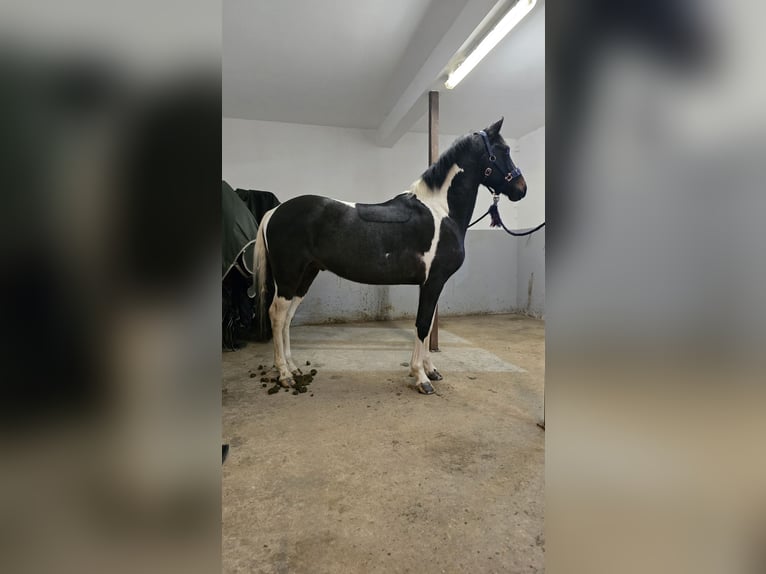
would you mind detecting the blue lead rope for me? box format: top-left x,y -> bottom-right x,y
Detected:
467,194 -> 546,237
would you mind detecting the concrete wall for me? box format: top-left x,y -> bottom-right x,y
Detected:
514,126 -> 545,316
222,118 -> 537,324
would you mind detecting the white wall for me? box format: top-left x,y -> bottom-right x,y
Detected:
224,118 -> 457,206
514,126 -> 545,315
222,118 -> 535,324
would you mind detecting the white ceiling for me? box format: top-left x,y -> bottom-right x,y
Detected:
223,0 -> 544,144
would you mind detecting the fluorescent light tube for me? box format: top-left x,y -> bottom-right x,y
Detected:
445,0 -> 537,89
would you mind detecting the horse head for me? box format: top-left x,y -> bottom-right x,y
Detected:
477,118 -> 527,202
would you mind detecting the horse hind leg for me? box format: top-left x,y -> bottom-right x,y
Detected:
283,296 -> 303,375
269,295 -> 295,386
282,263 -> 321,378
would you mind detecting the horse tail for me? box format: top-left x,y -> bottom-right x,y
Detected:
253,207 -> 277,334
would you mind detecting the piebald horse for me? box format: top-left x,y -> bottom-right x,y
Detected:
253,118 -> 527,394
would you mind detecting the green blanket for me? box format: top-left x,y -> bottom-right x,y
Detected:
222,181 -> 258,278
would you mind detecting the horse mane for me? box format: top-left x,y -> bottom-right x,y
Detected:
420,134 -> 475,191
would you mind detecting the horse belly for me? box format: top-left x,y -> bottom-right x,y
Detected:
319,240 -> 425,285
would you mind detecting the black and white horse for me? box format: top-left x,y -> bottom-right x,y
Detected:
253,118 -> 527,394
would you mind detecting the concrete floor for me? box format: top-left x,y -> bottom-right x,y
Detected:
222,314 -> 544,573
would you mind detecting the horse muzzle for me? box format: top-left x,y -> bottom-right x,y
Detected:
504,175 -> 527,202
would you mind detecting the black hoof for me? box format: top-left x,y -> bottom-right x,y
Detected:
417,381 -> 435,395
426,369 -> 443,381
222,444 -> 229,464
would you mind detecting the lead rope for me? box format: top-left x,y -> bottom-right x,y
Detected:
467,193 -> 546,237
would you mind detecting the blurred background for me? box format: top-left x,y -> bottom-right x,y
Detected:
0,0 -> 765,572
546,1 -> 766,573
0,1 -> 221,573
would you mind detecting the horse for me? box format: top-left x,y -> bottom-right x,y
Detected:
252,118 -> 527,394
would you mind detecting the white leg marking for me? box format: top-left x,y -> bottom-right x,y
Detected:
283,296 -> 303,374
409,336 -> 430,386
269,296 -> 293,385
410,304 -> 440,389
410,164 -> 464,281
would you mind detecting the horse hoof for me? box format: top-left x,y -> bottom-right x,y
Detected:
426,369 -> 442,381
417,381 -> 435,395
280,378 -> 294,388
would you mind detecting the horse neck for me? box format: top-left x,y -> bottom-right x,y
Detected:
418,140 -> 484,235
447,170 -> 482,235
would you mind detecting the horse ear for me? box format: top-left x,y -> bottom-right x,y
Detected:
486,117 -> 504,136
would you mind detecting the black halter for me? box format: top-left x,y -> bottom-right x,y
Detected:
477,130 -> 522,184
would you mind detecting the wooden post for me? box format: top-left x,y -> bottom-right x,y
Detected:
428,91 -> 440,352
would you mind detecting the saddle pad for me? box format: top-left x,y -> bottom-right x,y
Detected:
356,196 -> 413,223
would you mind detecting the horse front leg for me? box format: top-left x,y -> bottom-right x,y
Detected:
410,281 -> 445,395
422,308 -> 442,382
269,295 -> 294,387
